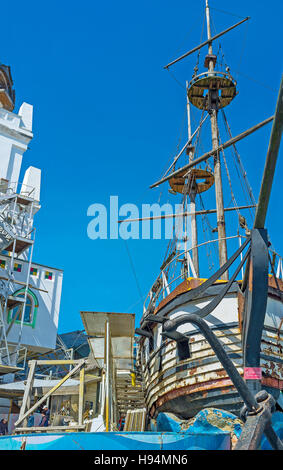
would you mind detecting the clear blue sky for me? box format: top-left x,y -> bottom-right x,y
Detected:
2,0 -> 282,333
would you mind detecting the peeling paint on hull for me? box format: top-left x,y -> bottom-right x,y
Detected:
139,285 -> 283,419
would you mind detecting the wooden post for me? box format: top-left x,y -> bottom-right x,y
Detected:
7,399 -> 13,430
34,359 -> 84,365
105,318 -> 110,432
15,360 -> 86,428
205,0 -> 213,58
18,360 -> 36,427
78,365 -> 85,426
206,0 -> 228,279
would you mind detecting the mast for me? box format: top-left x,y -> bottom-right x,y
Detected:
150,0 -> 266,280
150,116 -> 274,188
186,82 -> 199,277
205,0 -> 228,279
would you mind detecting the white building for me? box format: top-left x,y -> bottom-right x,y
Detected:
0,255 -> 63,353
0,63 -> 63,369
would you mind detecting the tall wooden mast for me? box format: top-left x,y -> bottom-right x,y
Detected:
186,83 -> 199,277
205,0 -> 228,279
150,1 -> 259,279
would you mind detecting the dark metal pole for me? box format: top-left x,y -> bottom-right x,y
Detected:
242,229 -> 268,396
253,74 -> 283,229
242,75 -> 283,291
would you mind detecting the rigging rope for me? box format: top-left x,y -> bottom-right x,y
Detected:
198,192 -> 218,271
209,6 -> 248,20
217,129 -> 240,216
124,240 -> 143,301
200,214 -> 215,272
159,104 -> 188,180
221,110 -> 256,223
193,11 -> 206,78
192,108 -> 205,160
237,19 -> 249,74
166,68 -> 187,91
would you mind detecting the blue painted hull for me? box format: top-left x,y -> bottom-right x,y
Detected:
0,431 -> 230,450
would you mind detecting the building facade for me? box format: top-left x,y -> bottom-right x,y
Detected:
0,62 -> 63,370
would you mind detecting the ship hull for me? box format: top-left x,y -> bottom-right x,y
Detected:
139,278 -> 283,419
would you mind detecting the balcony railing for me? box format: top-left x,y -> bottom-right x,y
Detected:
143,234 -> 283,316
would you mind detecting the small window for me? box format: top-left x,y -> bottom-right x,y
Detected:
177,340 -> 191,361
7,288 -> 38,328
30,267 -> 38,277
0,259 -> 6,269
14,263 -> 22,273
45,271 -> 53,280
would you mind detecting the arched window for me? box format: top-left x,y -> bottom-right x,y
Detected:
7,288 -> 38,328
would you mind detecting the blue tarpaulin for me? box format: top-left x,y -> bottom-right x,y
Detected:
0,431 -> 230,450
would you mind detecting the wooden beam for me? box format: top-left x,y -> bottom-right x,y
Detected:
14,425 -> 86,434
0,275 -> 48,293
242,75 -> 283,291
17,360 -> 36,428
0,390 -> 24,398
162,114 -> 209,178
105,319 -> 110,432
7,399 -> 13,428
15,360 -> 86,427
253,75 -> 283,228
150,116 -> 274,189
118,204 -> 256,224
78,366 -> 85,426
30,359 -> 85,366
164,16 -> 250,69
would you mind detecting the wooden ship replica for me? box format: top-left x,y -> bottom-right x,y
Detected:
135,1 -> 283,421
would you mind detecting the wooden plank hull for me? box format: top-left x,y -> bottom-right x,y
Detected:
138,281 -> 283,419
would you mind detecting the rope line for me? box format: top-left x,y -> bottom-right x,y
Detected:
124,240 -> 143,301
210,6 -> 248,20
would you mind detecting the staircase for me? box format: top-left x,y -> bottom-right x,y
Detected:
115,369 -> 146,418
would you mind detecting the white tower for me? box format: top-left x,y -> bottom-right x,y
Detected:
0,64 -> 41,199
0,63 -> 62,374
